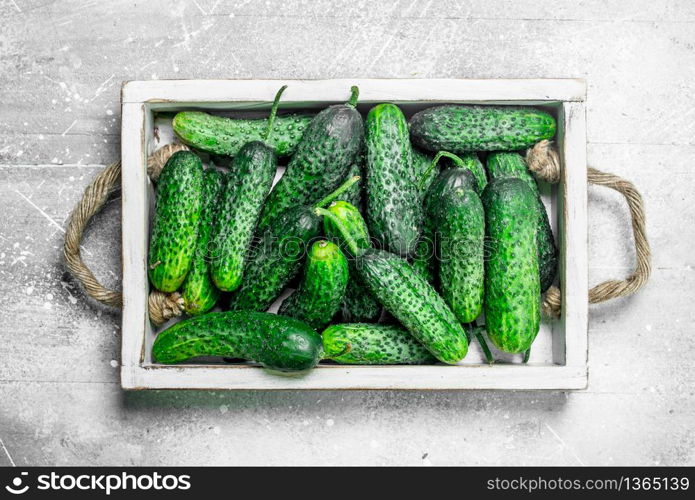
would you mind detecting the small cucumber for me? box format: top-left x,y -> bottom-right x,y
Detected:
148,151 -> 204,292
365,103 -> 422,257
279,240 -> 349,329
257,86 -> 364,231
409,105 -> 556,153
209,86 -> 287,292
435,186 -> 485,324
322,323 -> 435,365
482,177 -> 541,353
319,205 -> 469,364
181,168 -> 225,314
172,111 -> 312,157
486,152 -> 558,292
323,200 -> 381,322
229,176 -> 360,312
152,311 -> 322,372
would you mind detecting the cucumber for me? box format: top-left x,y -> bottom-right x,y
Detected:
486,152 -> 558,292
319,205 -> 468,364
257,86 -> 364,232
409,105 -> 556,153
229,176 -> 360,312
322,323 -> 435,365
411,153 -> 479,284
209,86 -> 286,292
148,151 -> 204,292
181,168 -> 225,314
482,177 -> 541,353
152,311 -> 322,372
323,201 -> 381,322
278,240 -> 349,329
436,186 -> 485,324
172,111 -> 312,157
365,103 -> 421,257
412,149 -> 437,201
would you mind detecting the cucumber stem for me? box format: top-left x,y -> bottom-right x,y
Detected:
263,85 -> 288,141
314,207 -> 362,257
418,150 -> 465,189
346,86 -> 359,107
314,175 -> 360,209
522,347 -> 531,363
473,328 -> 494,365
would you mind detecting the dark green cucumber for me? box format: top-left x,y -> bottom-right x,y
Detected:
172,111 -> 312,157
181,168 -> 225,314
365,103 -> 421,257
486,152 -> 558,291
435,186 -> 485,324
319,204 -> 468,363
210,86 -> 286,292
341,154 -> 364,208
411,154 -> 479,284
148,151 -> 204,292
229,176 -> 360,312
323,201 -> 381,322
482,177 -> 541,353
279,240 -> 349,329
322,323 -> 435,365
409,105 -> 556,153
257,86 -> 363,231
152,311 -> 322,372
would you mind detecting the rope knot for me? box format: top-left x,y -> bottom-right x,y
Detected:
526,139 -> 561,184
148,290 -> 184,326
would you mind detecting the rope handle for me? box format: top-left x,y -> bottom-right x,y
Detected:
63,143 -> 189,325
526,140 -> 652,317
63,140 -> 651,323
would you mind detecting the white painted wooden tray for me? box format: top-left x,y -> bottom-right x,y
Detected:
120,79 -> 587,390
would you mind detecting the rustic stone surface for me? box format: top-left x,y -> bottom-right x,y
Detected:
0,0 -> 693,466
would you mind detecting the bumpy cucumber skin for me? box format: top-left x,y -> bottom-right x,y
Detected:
322,323 -> 435,365
356,249 -> 469,364
257,103 -> 363,231
409,105 -> 556,153
148,151 -> 204,292
482,177 -> 541,353
210,141 -> 276,291
152,311 -> 322,372
341,156 -> 364,208
435,188 -> 485,324
172,111 -> 312,157
486,152 -> 558,292
279,240 -> 349,329
365,103 -> 422,257
323,201 -> 382,322
181,169 -> 225,314
411,168 -> 477,285
229,206 -> 321,312
453,152 -> 487,194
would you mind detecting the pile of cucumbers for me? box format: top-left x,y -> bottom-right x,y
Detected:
149,85 -> 558,374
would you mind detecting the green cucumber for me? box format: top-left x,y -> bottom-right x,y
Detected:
148,151 -> 204,292
257,86 -> 363,232
411,153 -> 480,284
152,311 -> 322,372
482,177 -> 541,353
181,168 -> 225,314
319,205 -> 469,364
323,201 -> 382,322
278,240 -> 349,329
486,152 -> 558,292
409,105 -> 556,153
209,86 -> 286,292
322,323 -> 435,365
435,186 -> 485,324
172,111 -> 312,157
365,103 -> 421,257
412,149 -> 437,201
229,176 -> 360,312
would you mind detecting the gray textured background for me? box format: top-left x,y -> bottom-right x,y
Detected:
1,0 -> 693,466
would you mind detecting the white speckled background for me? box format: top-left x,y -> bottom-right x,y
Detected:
0,0 -> 693,466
